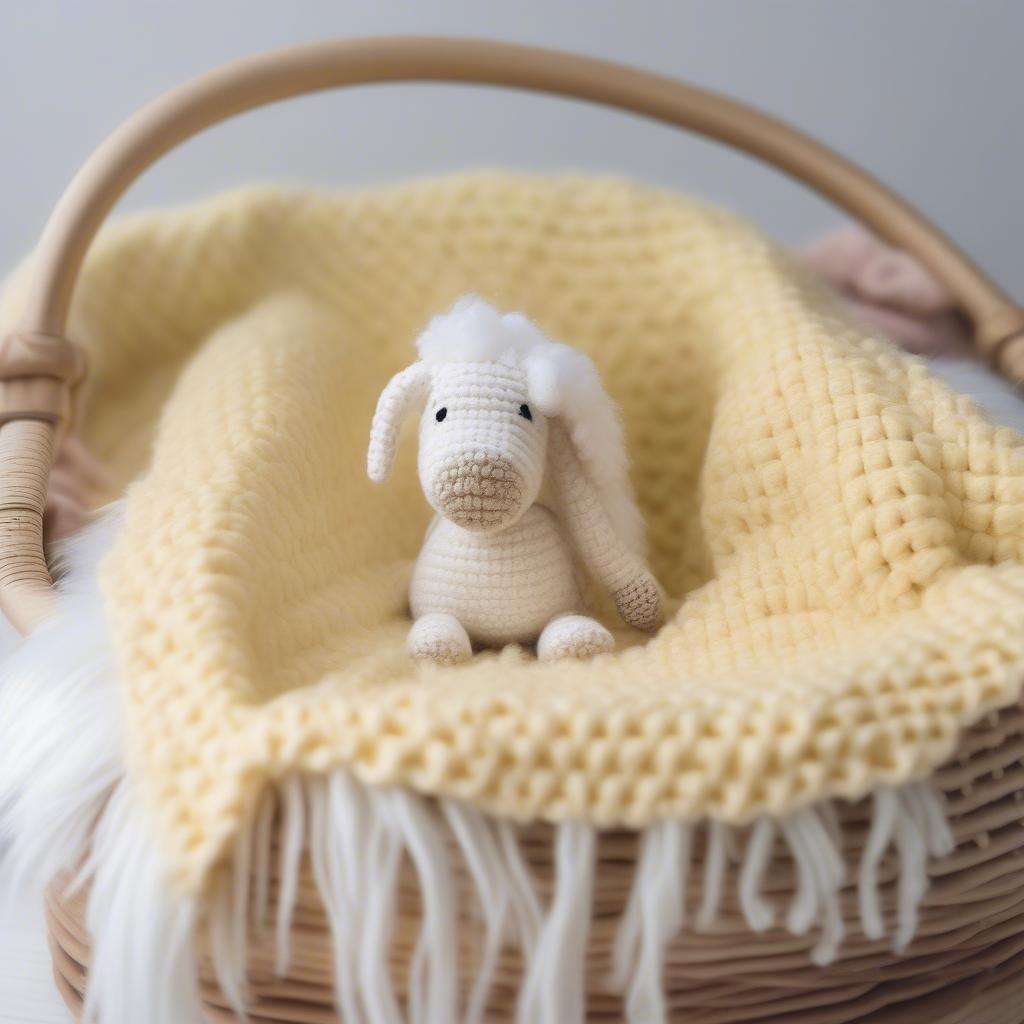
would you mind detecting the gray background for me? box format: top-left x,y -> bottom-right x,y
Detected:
0,1 -> 1020,294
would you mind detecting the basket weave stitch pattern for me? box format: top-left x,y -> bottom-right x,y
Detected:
4,173 -> 1023,904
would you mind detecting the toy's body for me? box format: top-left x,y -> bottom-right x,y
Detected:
368,296 -> 663,664
411,504 -> 582,647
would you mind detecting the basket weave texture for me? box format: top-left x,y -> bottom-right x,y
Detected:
47,698 -> 1024,1024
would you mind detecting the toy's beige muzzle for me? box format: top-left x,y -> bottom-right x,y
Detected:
432,451 -> 525,531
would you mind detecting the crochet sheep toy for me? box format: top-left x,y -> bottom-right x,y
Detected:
367,297 -> 663,664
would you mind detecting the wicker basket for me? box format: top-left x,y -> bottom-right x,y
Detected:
45,698 -> 1024,1023
3,36 -> 1023,1024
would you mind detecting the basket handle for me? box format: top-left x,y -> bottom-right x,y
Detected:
2,35 -> 1021,633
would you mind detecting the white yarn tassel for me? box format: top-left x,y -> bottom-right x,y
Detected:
858,788 -> 898,940
856,782 -> 952,950
518,823 -> 596,1024
613,821 -> 691,1023
207,821 -> 254,1021
738,817 -> 777,932
251,787 -> 275,935
384,790 -> 458,1024
496,820 -> 544,954
441,802 -> 512,1024
358,790 -> 405,1024
892,783 -> 951,950
274,775 -> 306,976
907,781 -> 955,857
695,820 -> 729,930
307,774 -> 369,1024
780,807 -> 846,965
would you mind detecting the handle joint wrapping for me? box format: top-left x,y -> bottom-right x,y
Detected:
0,331 -> 84,430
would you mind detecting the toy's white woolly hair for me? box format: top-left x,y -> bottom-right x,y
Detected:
417,296 -> 646,556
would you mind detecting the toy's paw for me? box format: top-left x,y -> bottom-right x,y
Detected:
408,613 -> 472,666
537,614 -> 614,662
613,571 -> 663,633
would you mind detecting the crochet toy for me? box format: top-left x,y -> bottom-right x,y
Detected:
368,296 -> 663,664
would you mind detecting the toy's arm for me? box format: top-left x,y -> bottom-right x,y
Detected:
547,422 -> 663,633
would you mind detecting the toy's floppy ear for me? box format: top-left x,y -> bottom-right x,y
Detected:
367,362 -> 432,483
525,343 -> 645,557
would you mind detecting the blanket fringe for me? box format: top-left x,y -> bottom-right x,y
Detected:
199,772 -> 952,1024
0,511 -> 957,1024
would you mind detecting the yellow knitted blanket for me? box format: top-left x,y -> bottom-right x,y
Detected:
12,174 -> 1024,896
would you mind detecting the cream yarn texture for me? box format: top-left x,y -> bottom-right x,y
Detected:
5,173 -> 1024,897
369,297 -> 661,659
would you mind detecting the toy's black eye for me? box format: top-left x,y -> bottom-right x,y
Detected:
435,407 -> 447,422
519,403 -> 533,421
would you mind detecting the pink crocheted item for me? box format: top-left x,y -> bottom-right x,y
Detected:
801,227 -> 972,359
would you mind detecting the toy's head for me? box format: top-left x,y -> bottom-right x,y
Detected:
412,357 -> 548,531
367,296 -> 643,546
